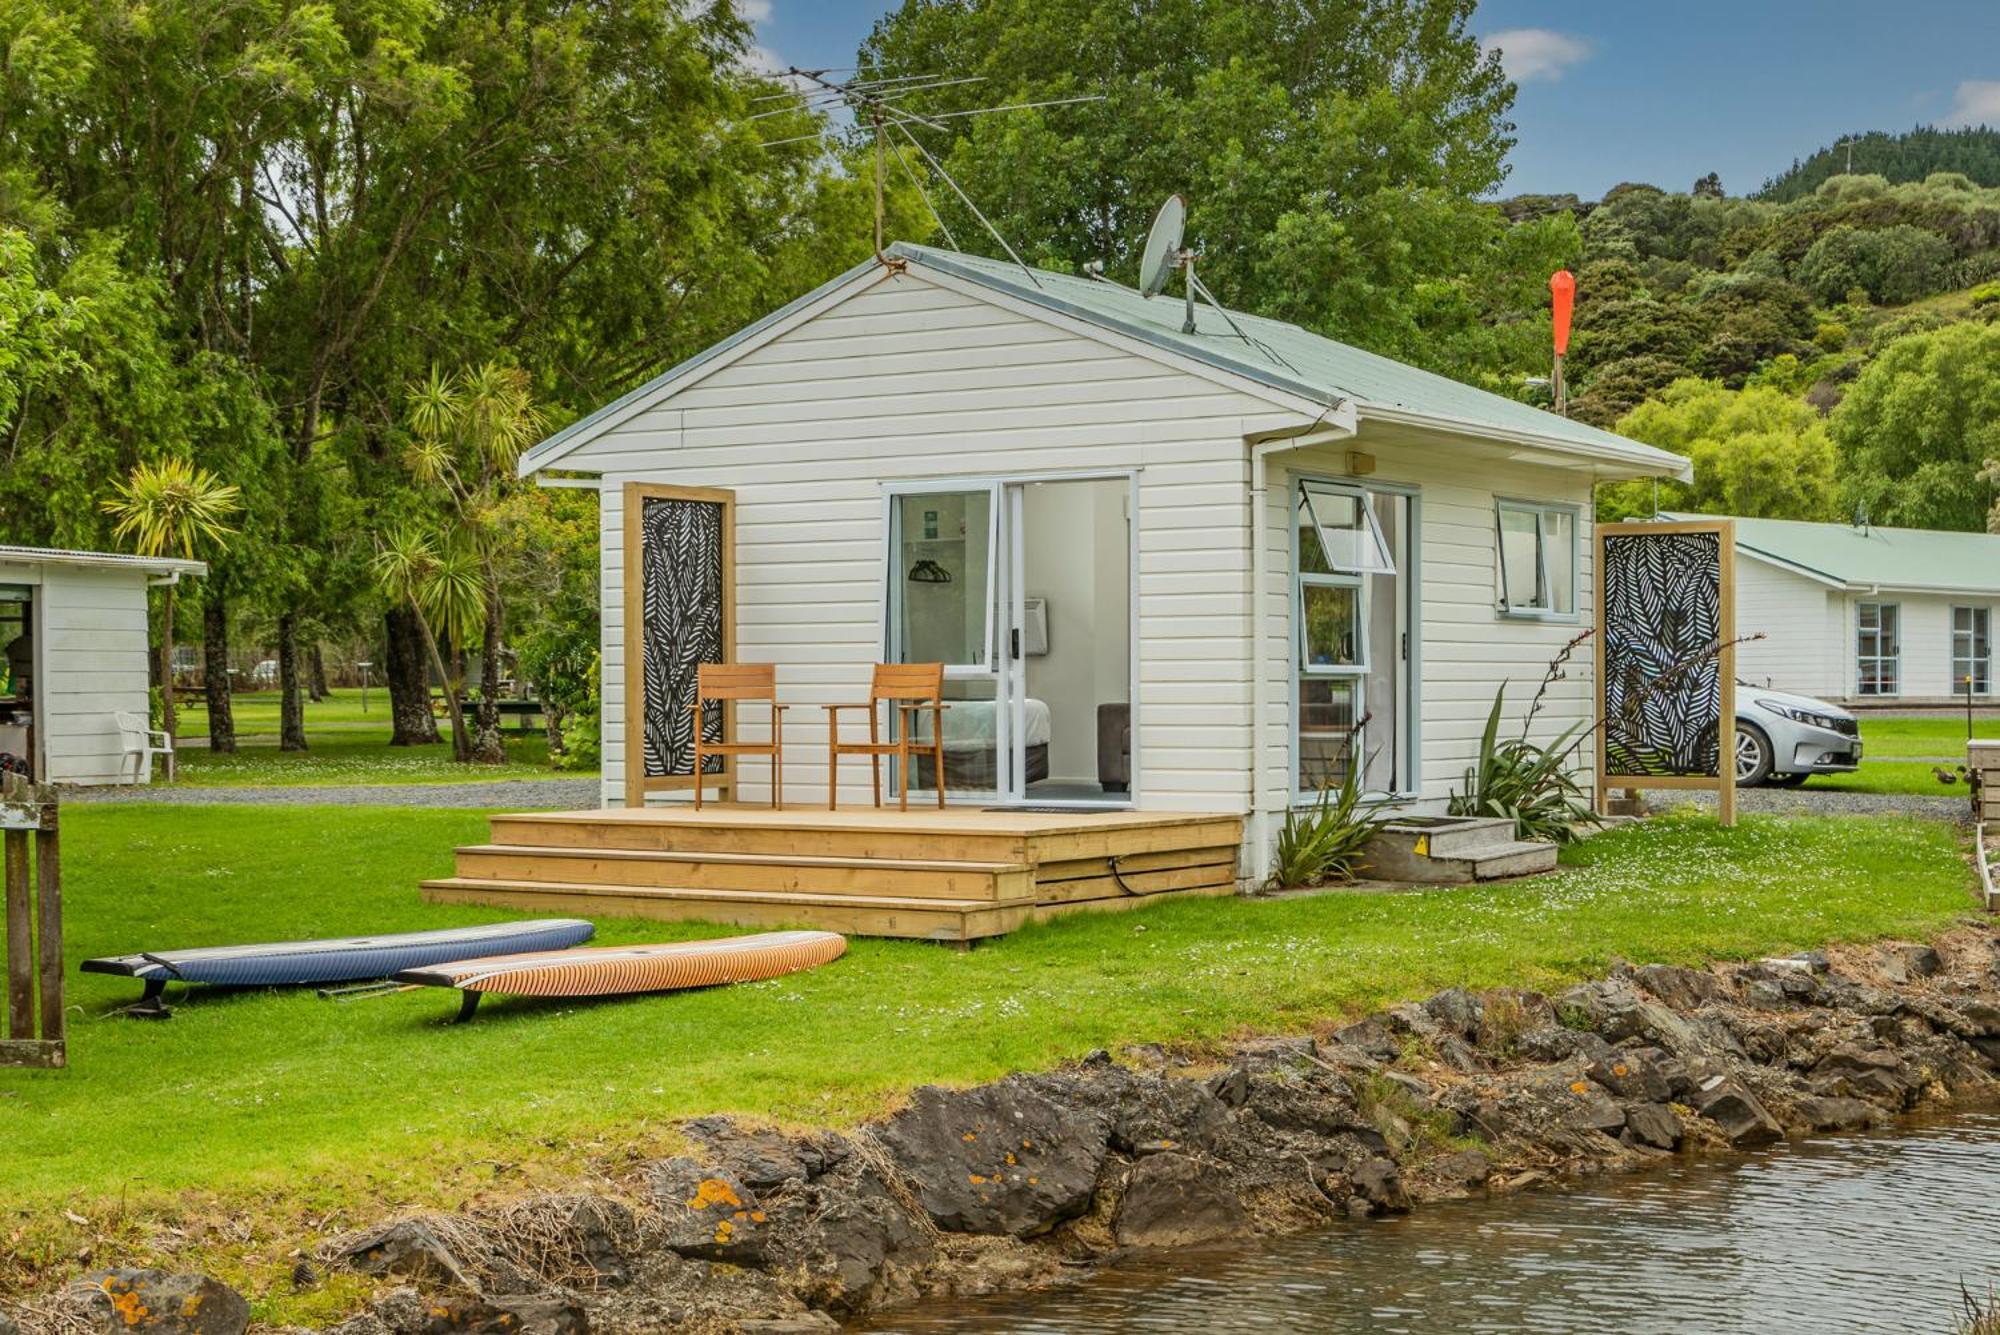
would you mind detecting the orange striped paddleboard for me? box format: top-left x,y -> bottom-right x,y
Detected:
394,930 -> 847,1022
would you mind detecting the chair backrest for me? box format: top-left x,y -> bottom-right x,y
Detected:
696,662 -> 777,701
112,711 -> 147,747
871,662 -> 944,702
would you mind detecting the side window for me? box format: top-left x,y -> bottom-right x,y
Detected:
1952,606 -> 1990,696
1495,500 -> 1577,618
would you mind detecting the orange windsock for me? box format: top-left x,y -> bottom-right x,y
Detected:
1550,270 -> 1576,357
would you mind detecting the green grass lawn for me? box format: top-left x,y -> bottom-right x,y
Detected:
170,688 -> 564,786
0,802 -> 1975,1309
175,735 -> 556,787
1851,713 -> 1996,759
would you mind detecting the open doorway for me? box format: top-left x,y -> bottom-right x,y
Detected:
1013,477 -> 1133,805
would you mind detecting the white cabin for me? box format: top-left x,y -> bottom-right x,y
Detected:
0,546 -> 206,785
1673,514 -> 2000,707
521,244 -> 1687,880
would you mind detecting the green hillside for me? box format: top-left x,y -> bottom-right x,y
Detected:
1760,127 -> 2000,202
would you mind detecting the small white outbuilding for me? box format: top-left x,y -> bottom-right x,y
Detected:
0,546 -> 207,785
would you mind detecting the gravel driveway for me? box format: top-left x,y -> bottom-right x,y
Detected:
1658,787 -> 1972,822
61,778 -> 600,809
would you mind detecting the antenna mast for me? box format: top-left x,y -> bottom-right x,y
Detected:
757,67 -> 1101,287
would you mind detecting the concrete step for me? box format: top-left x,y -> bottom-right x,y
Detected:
1359,824 -> 1558,885
1372,817 -> 1518,859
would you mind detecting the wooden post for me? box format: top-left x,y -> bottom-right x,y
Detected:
0,778 -> 63,1068
1716,524 -> 1738,828
35,800 -> 60,1043
5,828 -> 29,1040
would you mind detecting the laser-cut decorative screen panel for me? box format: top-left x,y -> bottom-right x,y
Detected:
636,489 -> 732,783
1595,519 -> 1735,823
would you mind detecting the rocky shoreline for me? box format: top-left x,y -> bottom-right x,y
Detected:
21,925 -> 2000,1335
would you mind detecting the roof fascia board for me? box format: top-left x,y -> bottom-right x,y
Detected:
1359,403 -> 1693,481
518,258 -> 894,477
1731,544 -> 1846,588
898,252 -> 1345,424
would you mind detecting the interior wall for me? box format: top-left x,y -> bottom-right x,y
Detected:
1022,479 -> 1130,783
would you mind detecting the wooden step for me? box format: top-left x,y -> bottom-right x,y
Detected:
452,844 -> 1033,902
420,877 -> 1034,942
1032,843 -> 1240,903
488,814 -> 1033,864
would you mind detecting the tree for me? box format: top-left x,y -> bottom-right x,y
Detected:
1834,322 -> 2000,531
856,0 -> 1548,380
371,528 -> 486,763
99,459 -> 242,738
1794,224 -> 1954,305
401,363 -> 546,763
1596,379 -> 1841,522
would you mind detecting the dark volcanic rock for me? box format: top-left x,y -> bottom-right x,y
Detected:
683,1118 -> 846,1190
651,1160 -> 784,1264
1111,1074 -> 1230,1154
1621,1103 -> 1683,1150
417,1295 -> 585,1335
1632,964 -> 1726,1011
1431,1149 -> 1492,1189
875,1075 -> 1113,1237
70,1271 -> 250,1335
1422,987 -> 1485,1040
1692,1077 -> 1782,1145
1114,1152 -> 1249,1249
335,1221 -> 479,1289
1588,1048 -> 1675,1103
1809,1045 -> 1919,1108
1793,1095 -> 1884,1132
1349,1156 -> 1411,1213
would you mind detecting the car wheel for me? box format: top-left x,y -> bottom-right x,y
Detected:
1770,772 -> 1810,787
1734,723 -> 1774,788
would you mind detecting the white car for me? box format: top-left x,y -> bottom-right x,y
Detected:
1735,686 -> 1862,787
250,659 -> 278,687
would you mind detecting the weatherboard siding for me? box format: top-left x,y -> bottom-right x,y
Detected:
1734,557 -> 1838,698
570,269 -> 1276,811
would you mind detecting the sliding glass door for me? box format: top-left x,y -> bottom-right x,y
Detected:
884,475 -> 1137,808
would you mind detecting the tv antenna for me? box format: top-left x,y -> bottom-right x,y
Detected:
755,67 -> 1103,289
1137,194 -> 1300,374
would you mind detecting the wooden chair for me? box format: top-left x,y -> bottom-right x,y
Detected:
823,663 -> 947,811
689,664 -> 787,810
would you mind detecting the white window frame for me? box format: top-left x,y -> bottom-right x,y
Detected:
1494,497 -> 1580,621
1952,605 -> 1991,697
1289,476 -> 1420,804
1857,600 -> 1900,697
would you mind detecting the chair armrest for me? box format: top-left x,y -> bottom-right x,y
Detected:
149,729 -> 173,748
820,702 -> 870,714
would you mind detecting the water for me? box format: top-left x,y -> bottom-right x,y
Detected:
860,1115 -> 2000,1334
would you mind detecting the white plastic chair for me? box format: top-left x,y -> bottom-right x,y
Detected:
114,711 -> 174,783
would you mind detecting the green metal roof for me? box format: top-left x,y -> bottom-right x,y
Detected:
521,242 -> 1689,478
892,243 -> 1688,476
1666,512 -> 2000,593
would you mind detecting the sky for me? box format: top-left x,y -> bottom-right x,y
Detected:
743,0 -> 2000,199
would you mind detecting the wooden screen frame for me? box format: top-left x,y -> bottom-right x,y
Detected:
1594,518 -> 1736,826
623,483 -> 736,808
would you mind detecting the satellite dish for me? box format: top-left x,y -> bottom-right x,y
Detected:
1139,194 -> 1186,298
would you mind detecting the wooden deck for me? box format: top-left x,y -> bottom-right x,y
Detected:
422,805 -> 1245,942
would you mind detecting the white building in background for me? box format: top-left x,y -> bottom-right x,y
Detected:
0,546 -> 205,784
1670,514 -> 2000,706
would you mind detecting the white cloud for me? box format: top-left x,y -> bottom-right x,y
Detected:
1943,80 -> 2000,128
736,0 -> 772,21
1483,28 -> 1595,84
